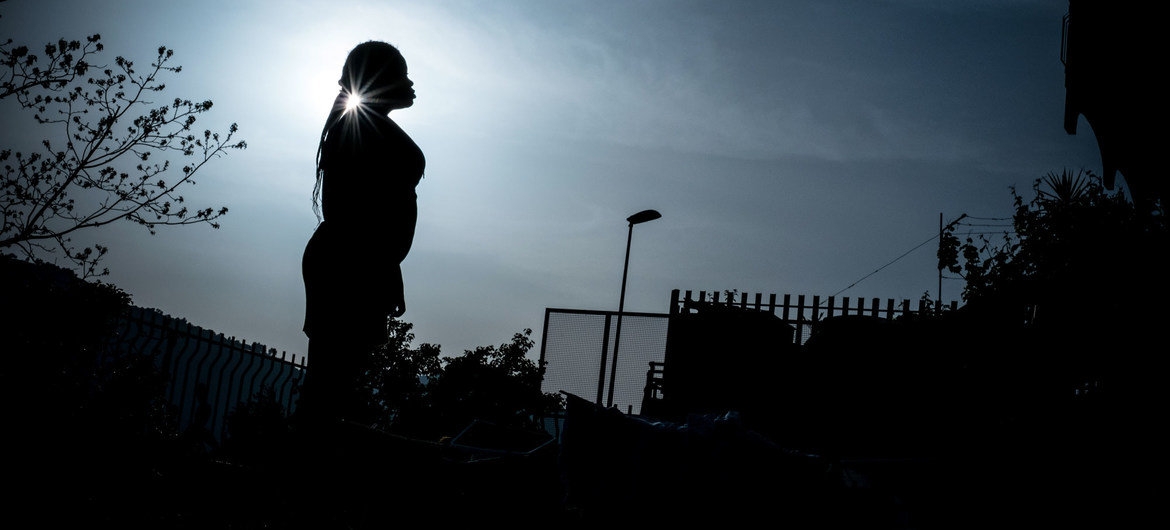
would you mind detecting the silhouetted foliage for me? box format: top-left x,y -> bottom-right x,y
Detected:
364,320 -> 442,428
5,253 -> 131,418
426,328 -> 563,436
349,320 -> 561,439
342,318 -> 440,431
3,253 -> 180,432
934,168 -> 1166,438
933,169 -> 1167,527
220,385 -> 293,469
939,169 -> 1165,319
1,27 -> 102,103
87,348 -> 179,436
1,21 -> 245,277
219,321 -> 566,526
4,254 -> 192,524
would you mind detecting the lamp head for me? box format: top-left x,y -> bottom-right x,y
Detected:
627,209 -> 662,225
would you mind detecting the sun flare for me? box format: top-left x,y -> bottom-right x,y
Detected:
344,93 -> 363,113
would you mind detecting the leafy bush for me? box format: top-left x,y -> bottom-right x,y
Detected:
357,321 -> 562,439
940,170 -> 1165,322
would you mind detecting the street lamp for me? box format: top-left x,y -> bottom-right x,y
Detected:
605,209 -> 661,408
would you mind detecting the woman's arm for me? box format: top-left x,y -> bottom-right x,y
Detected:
389,263 -> 406,317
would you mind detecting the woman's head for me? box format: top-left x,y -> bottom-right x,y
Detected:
313,41 -> 416,222
340,41 -> 415,111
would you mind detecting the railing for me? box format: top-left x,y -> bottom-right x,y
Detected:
671,289 -> 956,345
643,361 -> 665,402
106,306 -> 307,442
540,290 -> 956,416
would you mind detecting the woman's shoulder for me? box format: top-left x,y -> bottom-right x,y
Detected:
325,112 -> 406,149
321,111 -> 424,181
325,112 -> 371,144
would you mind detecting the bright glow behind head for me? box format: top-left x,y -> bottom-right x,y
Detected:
344,93 -> 363,113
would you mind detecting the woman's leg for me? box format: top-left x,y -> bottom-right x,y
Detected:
297,332 -> 381,429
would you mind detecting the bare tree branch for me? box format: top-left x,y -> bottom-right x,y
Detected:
2,33 -> 245,278
2,33 -> 103,104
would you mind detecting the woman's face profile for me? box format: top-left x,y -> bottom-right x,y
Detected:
350,52 -> 414,113
341,43 -> 416,114
381,54 -> 415,110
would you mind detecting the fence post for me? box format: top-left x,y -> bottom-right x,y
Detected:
540,308 -> 553,371
596,314 -> 612,406
796,295 -> 806,342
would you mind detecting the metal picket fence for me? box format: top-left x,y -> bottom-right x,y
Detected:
106,306 -> 306,442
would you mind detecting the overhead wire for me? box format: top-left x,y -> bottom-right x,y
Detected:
828,232 -> 940,298
828,213 -> 1015,298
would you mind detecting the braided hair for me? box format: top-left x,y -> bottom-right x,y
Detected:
312,41 -> 404,223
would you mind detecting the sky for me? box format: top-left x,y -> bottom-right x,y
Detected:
1,0 -> 1102,361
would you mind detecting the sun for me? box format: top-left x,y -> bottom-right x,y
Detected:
344,93 -> 363,113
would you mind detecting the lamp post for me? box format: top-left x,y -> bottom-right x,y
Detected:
605,209 -> 661,408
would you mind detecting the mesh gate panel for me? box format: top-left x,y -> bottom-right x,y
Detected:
540,309 -> 668,415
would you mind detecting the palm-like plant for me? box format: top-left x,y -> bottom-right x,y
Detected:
1037,169 -> 1092,207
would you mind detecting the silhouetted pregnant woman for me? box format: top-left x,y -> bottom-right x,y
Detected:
299,41 -> 423,427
